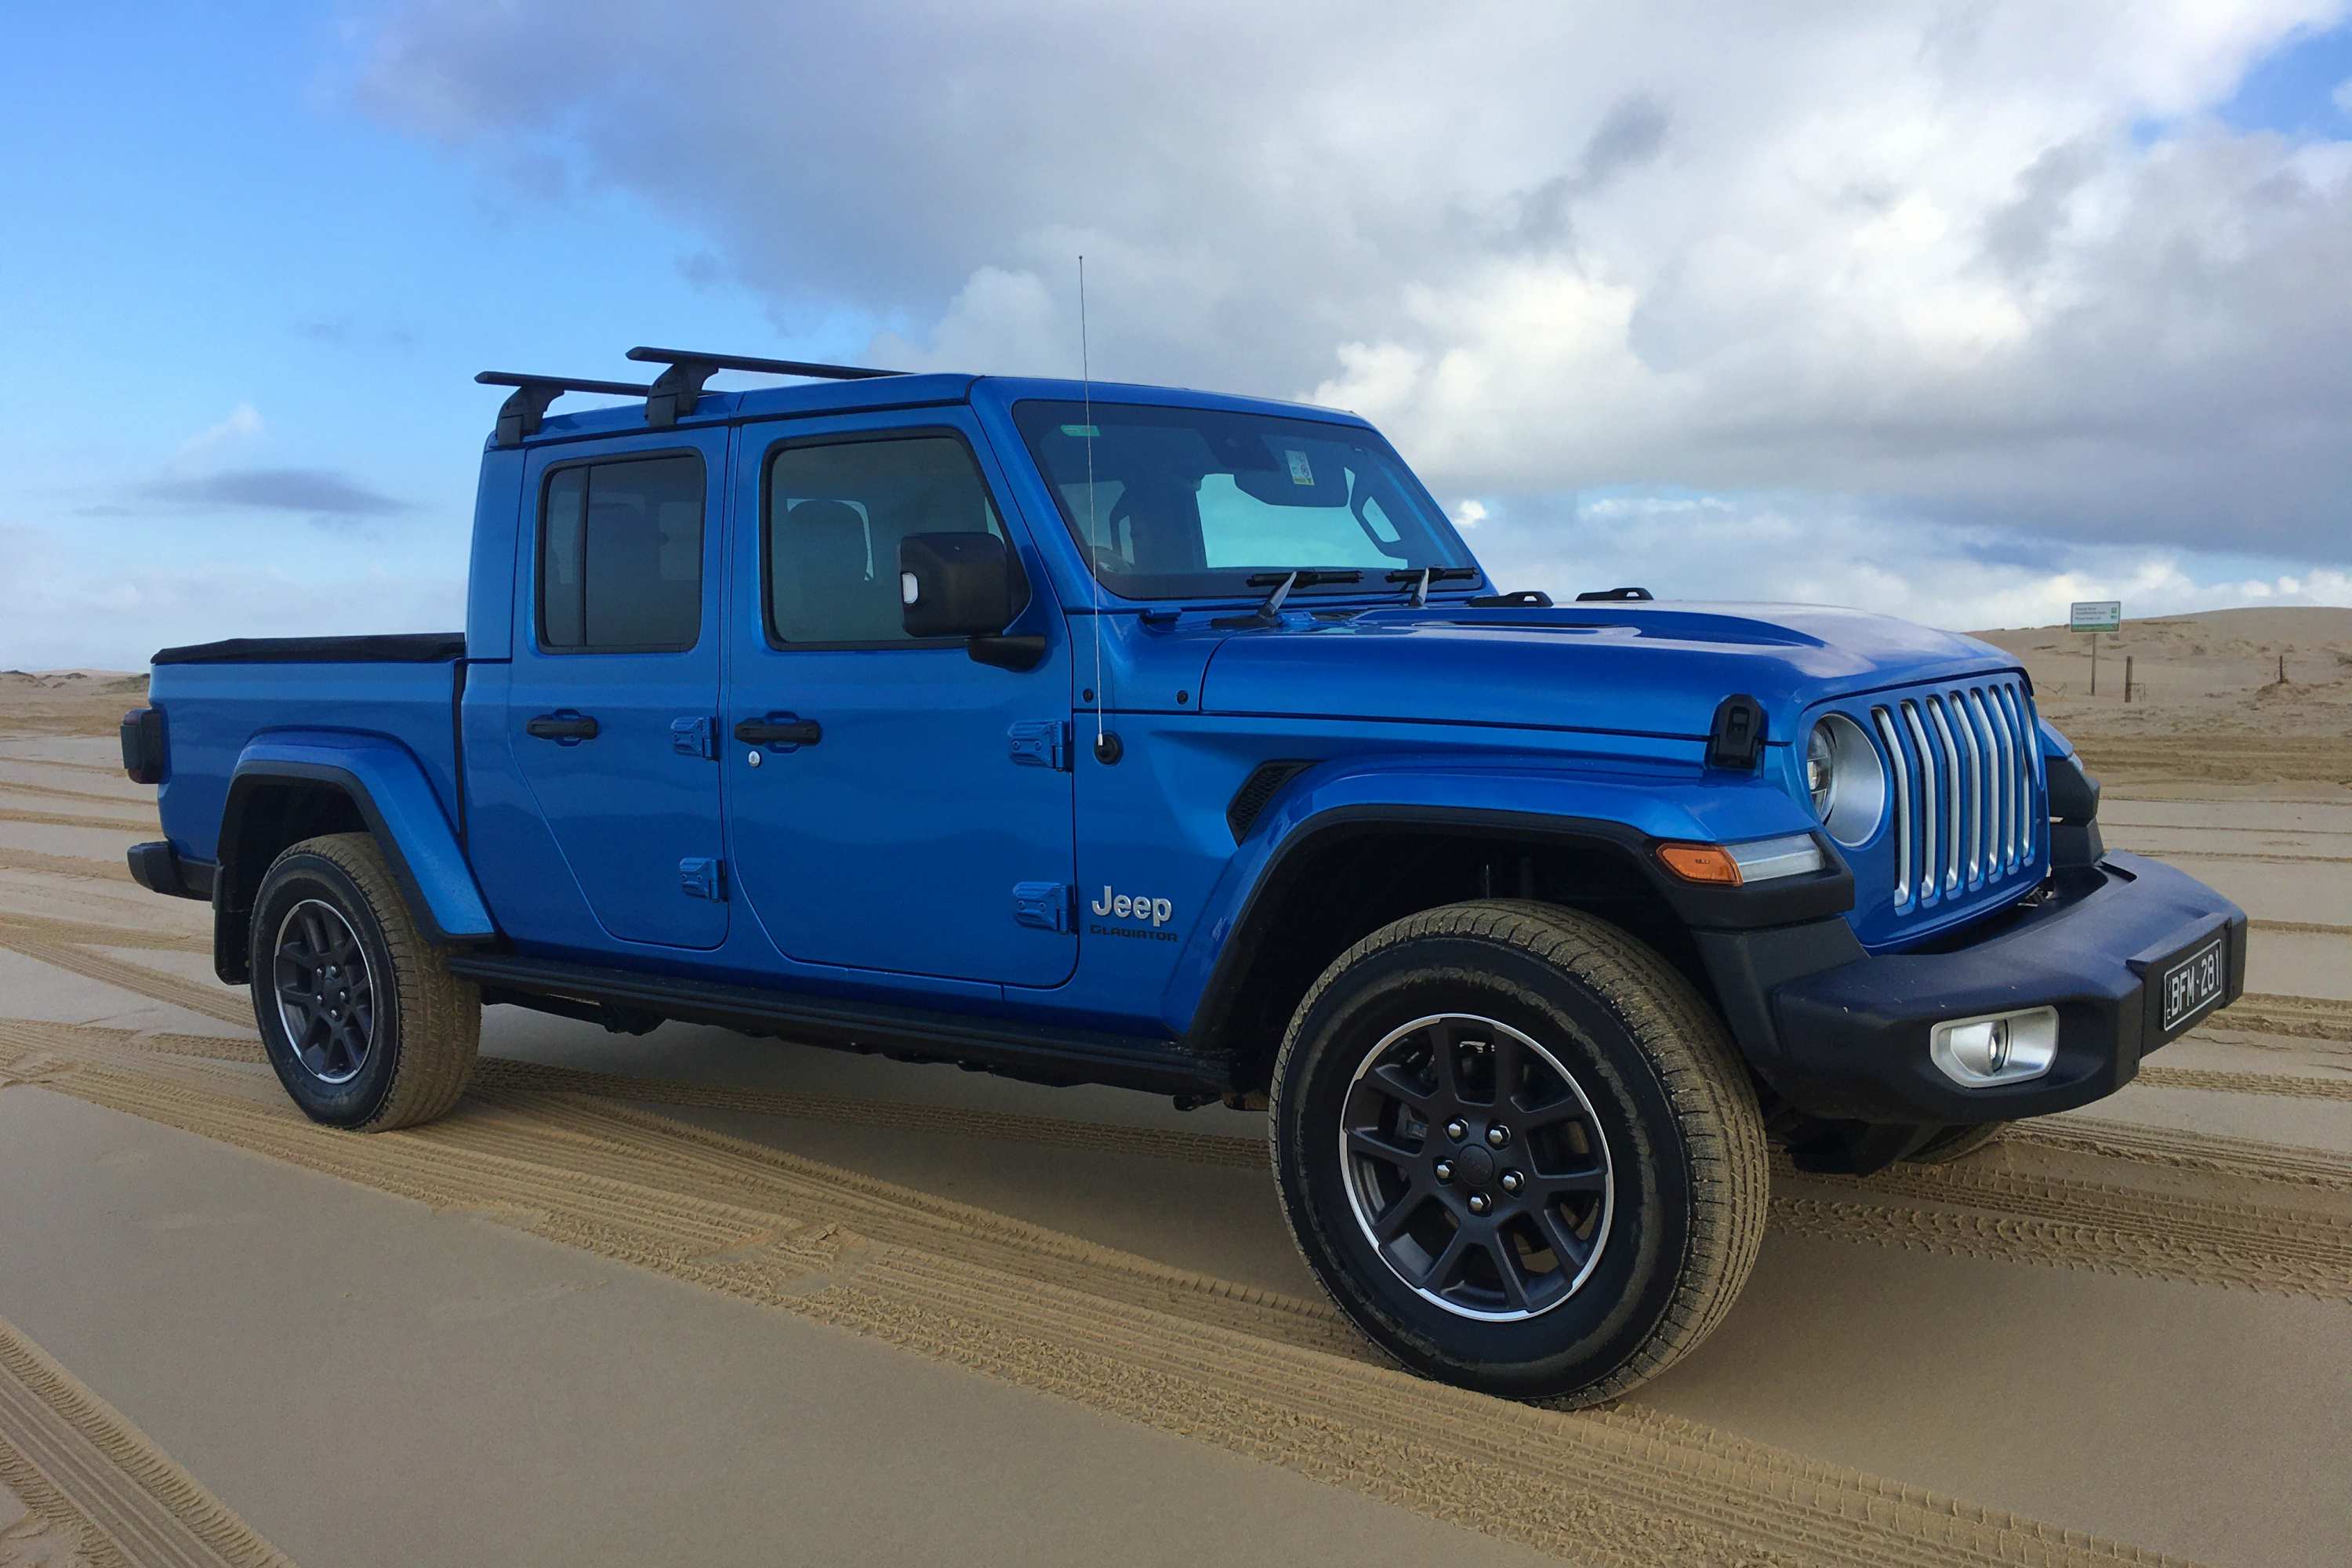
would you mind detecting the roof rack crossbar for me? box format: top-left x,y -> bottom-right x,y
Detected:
625,345 -> 902,427
475,372 -> 656,446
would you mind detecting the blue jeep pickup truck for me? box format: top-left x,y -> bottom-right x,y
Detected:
120,346 -> 2247,1403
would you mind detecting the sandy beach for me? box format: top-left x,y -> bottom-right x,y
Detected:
2,607 -> 2347,1566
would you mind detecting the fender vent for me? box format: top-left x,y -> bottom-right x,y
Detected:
1226,760 -> 1314,843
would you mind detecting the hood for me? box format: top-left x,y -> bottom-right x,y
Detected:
1196,601 -> 2019,743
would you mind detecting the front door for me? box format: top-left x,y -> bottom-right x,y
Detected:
508,430 -> 729,949
724,412 -> 1076,985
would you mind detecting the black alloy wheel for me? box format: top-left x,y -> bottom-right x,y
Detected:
1339,1013 -> 1613,1321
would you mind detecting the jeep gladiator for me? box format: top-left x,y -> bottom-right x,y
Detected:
119,346 -> 2249,1403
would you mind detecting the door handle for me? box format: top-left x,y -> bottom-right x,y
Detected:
526,711 -> 601,743
734,715 -> 822,750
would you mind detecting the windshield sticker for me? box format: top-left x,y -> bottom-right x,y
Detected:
1060,423 -> 1100,438
1285,449 -> 1315,486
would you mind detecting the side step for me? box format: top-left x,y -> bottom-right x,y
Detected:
444,953 -> 1232,1098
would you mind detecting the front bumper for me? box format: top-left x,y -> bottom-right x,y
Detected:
1700,851 -> 2246,1126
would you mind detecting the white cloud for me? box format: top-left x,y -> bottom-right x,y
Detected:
175,402 -> 263,459
1450,499 -> 1488,530
348,2 -> 2352,569
1466,490 -> 2352,633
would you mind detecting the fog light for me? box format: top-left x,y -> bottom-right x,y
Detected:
1929,1007 -> 2058,1087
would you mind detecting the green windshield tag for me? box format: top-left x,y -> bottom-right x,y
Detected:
1060,423 -> 1100,438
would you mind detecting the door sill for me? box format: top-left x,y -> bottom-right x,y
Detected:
446,952 -> 1230,1097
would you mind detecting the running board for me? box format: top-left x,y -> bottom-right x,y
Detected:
445,953 -> 1232,1097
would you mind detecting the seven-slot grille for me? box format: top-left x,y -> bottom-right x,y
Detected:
1867,678 -> 2041,914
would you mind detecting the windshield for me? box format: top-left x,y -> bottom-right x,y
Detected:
1012,401 -> 1480,600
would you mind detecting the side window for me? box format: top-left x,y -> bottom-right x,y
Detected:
538,453 -> 705,652
767,434 -> 1009,646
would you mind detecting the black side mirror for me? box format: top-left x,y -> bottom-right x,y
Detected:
899,532 -> 1044,670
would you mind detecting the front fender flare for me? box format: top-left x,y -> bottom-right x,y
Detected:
1170,754 -> 1849,1049
220,732 -> 495,950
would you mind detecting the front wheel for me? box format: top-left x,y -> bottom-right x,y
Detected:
1269,901 -> 1769,1406
249,832 -> 480,1131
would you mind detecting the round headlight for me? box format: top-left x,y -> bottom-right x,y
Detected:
1806,713 -> 1886,848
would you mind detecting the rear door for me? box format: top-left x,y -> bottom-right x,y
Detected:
723,410 -> 1076,985
507,430 -> 730,949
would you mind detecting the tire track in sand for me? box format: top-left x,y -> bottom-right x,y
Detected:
0,846 -> 131,883
0,779 -> 155,810
9,1016 -> 2350,1304
2017,1116 -> 2352,1192
2140,847 -> 2352,866
0,807 -> 152,836
1780,1158 -> 2352,1300
0,1316 -> 296,1568
0,913 -> 209,956
0,929 -> 250,1026
2248,918 -> 2352,938
2202,993 -> 2352,1044
19,1052 -> 2195,1568
2139,1062 -> 2352,1101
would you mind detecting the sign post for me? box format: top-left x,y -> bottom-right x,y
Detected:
2070,601 -> 2122,696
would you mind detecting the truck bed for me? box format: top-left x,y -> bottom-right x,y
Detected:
147,634 -> 468,869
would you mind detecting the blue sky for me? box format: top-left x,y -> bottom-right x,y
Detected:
5,3 -> 2350,666
4,6 -> 812,666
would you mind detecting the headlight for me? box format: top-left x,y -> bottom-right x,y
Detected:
1806,713 -> 1885,848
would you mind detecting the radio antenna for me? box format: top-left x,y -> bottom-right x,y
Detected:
1079,255 -> 1106,753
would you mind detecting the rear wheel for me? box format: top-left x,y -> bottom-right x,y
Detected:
249,833 -> 479,1130
1269,900 -> 1769,1405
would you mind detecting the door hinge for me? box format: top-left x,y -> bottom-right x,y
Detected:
671,715 -> 718,760
680,857 -> 728,902
1007,719 -> 1071,771
1011,880 -> 1073,933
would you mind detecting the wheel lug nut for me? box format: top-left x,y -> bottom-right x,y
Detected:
1486,1125 -> 1511,1148
1501,1170 -> 1523,1194
1433,1160 -> 1454,1183
1467,1193 -> 1491,1215
1443,1119 -> 1467,1142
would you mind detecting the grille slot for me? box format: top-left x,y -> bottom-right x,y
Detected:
1867,678 -> 2039,916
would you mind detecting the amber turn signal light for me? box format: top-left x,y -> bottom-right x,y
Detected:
1655,842 -> 1743,885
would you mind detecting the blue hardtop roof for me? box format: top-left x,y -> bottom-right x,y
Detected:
501,372 -> 1374,448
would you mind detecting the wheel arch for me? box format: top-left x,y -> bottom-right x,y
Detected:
214,735 -> 495,983
1178,786 -> 1851,1090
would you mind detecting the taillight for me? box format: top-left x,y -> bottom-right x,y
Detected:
120,706 -> 166,785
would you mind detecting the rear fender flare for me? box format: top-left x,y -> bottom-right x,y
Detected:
217,733 -> 495,967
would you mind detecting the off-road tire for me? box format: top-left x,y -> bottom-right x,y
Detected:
1903,1121 -> 2009,1163
1269,900 -> 1769,1406
249,833 -> 480,1131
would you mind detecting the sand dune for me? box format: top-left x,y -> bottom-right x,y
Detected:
1972,606 -> 2352,793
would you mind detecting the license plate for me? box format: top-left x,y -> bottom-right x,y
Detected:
2158,934 -> 2227,1034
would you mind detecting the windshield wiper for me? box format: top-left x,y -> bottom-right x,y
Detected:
1385,567 -> 1480,606
1210,569 -> 1363,629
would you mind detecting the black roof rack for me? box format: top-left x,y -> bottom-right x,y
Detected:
625,345 -> 903,427
475,372 -> 655,447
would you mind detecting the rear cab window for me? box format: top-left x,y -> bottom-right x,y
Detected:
538,453 -> 706,652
